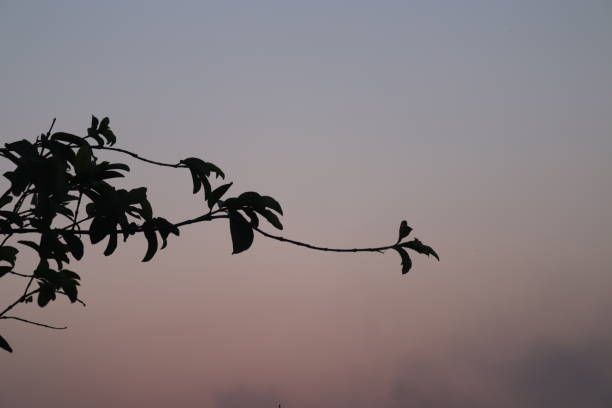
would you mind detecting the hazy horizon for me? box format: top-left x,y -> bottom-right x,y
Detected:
1,1 -> 611,407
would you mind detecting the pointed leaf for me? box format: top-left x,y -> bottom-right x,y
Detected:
0,334 -> 13,353
261,195 -> 283,215
208,182 -> 233,209
398,220 -> 412,242
257,208 -> 283,230
401,238 -> 439,261
60,232 -> 84,260
394,247 -> 412,274
142,228 -> 158,262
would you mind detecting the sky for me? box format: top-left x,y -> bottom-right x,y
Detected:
1,0 -> 611,406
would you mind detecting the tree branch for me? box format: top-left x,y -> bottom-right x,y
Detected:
0,316 -> 67,330
253,227 -> 392,254
92,146 -> 184,168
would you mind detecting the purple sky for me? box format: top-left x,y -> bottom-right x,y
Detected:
1,1 -> 612,407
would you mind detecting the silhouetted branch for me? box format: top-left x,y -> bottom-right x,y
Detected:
254,227 -> 392,254
92,146 -> 184,168
0,316 -> 67,330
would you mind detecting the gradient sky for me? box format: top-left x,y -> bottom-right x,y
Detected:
1,1 -> 611,407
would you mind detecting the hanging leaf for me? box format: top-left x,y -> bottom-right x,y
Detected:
398,220 -> 412,242
394,247 -> 412,274
60,232 -> 84,261
37,282 -> 56,308
0,334 -> 13,353
142,227 -> 158,262
103,231 -> 118,256
228,210 -> 253,254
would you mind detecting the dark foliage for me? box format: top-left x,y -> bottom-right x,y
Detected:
0,116 -> 437,352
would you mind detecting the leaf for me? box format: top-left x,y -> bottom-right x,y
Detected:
401,238 -> 439,261
208,182 -> 233,209
181,157 -> 225,179
100,128 -> 116,146
0,334 -> 13,353
394,247 -> 412,274
0,246 -> 18,266
0,194 -> 12,209
51,132 -> 87,146
142,228 -> 158,262
90,115 -> 99,131
37,283 -> 56,308
60,232 -> 84,261
99,117 -> 109,129
89,217 -> 110,244
0,265 -> 12,278
74,145 -> 93,175
186,164 -> 201,194
398,220 -> 412,242
243,209 -> 259,228
228,210 -> 254,254
257,208 -> 283,230
17,240 -> 40,254
103,231 -> 118,256
261,195 -> 283,215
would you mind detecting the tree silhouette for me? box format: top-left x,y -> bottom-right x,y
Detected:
0,116 -> 438,353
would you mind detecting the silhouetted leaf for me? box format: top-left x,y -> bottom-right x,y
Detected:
398,220 -> 412,242
60,232 -> 84,261
257,208 -> 283,230
243,209 -> 259,228
0,334 -> 13,353
229,210 -> 253,254
51,132 -> 87,146
0,266 -> 12,278
208,182 -> 233,209
261,195 -> 283,215
74,145 -> 93,175
142,228 -> 158,262
17,240 -> 40,255
0,246 -> 18,266
90,115 -> 99,131
103,231 -> 118,256
394,247 -> 412,274
186,164 -> 202,194
401,238 -> 439,261
89,217 -> 109,244
37,283 -> 56,307
0,194 -> 12,208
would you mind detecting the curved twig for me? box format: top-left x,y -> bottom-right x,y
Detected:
253,227 -> 394,254
0,316 -> 67,330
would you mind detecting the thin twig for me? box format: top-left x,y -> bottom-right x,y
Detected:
0,316 -> 67,330
92,146 -> 184,168
0,289 -> 39,317
253,227 -> 394,254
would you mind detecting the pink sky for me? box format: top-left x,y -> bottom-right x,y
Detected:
1,1 -> 612,407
